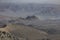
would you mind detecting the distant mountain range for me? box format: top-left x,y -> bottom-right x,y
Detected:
0,3 -> 60,19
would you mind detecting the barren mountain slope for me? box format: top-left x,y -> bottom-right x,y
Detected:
7,24 -> 48,40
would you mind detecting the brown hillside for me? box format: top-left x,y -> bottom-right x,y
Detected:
7,24 -> 48,40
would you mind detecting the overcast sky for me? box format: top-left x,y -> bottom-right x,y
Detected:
0,0 -> 60,4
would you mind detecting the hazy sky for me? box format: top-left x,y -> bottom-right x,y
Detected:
0,0 -> 60,4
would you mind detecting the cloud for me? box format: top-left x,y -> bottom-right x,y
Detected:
0,0 -> 60,4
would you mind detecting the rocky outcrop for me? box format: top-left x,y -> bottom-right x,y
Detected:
0,31 -> 19,40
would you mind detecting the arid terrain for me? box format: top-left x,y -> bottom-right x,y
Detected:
0,3 -> 60,40
0,23 -> 48,40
